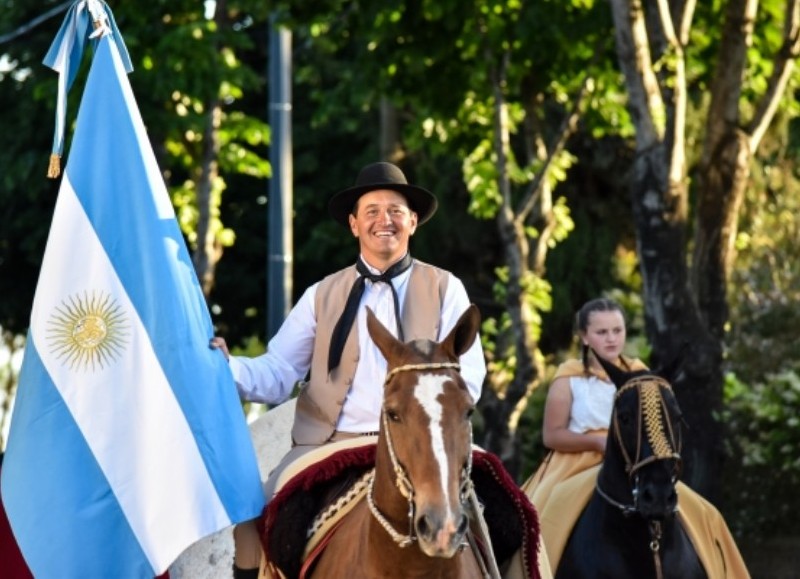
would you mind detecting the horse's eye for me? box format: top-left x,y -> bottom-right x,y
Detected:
617,411 -> 633,426
466,407 -> 475,420
386,409 -> 401,422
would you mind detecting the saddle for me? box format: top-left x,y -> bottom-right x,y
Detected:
258,440 -> 542,579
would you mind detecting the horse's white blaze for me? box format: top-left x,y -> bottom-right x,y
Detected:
414,374 -> 455,521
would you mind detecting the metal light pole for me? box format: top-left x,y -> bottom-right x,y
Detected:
267,16 -> 293,339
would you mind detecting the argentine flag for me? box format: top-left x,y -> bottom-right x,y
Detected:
1,10 -> 264,579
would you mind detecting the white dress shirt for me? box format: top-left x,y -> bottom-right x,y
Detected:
228,259 -> 486,434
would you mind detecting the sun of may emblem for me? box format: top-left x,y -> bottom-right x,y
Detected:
47,292 -> 129,371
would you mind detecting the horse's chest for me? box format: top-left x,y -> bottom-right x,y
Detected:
311,505 -> 482,579
557,506 -> 707,579
658,521 -> 707,579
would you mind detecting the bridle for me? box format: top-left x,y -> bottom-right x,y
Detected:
597,375 -> 683,511
595,375 -> 683,579
366,361 -> 474,548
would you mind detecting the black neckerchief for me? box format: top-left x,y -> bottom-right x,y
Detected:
327,254 -> 413,372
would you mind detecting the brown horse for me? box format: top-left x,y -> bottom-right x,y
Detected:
308,304 -> 486,578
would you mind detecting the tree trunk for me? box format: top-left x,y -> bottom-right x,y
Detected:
379,98 -> 403,164
192,1 -> 229,298
476,51 -> 590,477
692,130 -> 752,339
479,81 -> 539,475
628,143 -> 725,499
193,100 -> 223,298
608,0 -> 728,498
0,330 -> 21,449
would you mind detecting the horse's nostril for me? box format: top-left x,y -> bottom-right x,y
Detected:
417,514 -> 432,538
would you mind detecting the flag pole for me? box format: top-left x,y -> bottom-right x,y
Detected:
267,14 -> 293,338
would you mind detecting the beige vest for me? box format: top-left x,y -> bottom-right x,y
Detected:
291,260 -> 450,446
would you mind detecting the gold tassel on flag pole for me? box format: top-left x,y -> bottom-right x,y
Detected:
47,154 -> 61,179
44,0 -> 128,181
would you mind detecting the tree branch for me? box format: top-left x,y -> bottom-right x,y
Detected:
654,0 -> 693,191
515,73 -> 592,223
702,0 -> 758,162
747,0 -> 800,149
676,0 -> 697,45
609,0 -> 664,148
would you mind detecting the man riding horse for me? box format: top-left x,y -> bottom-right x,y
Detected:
210,161 -> 487,578
259,305 -> 545,578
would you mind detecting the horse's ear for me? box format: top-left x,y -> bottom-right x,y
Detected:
593,349 -> 635,390
442,304 -> 481,358
365,306 -> 405,363
655,341 -> 689,384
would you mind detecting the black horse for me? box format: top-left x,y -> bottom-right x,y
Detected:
556,355 -> 707,579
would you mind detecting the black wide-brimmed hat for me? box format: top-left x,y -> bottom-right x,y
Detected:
328,162 -> 438,227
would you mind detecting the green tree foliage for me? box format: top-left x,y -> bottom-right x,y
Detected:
268,0 -> 643,470
0,1 -> 273,331
720,113 -> 800,536
597,0 -> 800,498
729,110 -> 800,381
3,1 -> 800,550
721,370 -> 800,538
0,2 -> 65,335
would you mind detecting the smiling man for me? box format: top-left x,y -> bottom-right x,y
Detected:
210,161 -> 486,578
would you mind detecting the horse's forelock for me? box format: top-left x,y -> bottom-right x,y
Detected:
407,338 -> 435,358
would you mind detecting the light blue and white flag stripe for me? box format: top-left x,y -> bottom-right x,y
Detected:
1,28 -> 264,579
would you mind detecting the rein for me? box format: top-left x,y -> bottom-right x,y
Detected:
366,469 -> 416,547
596,480 -> 672,578
650,520 -> 664,579
594,484 -> 638,516
367,361 -> 471,548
